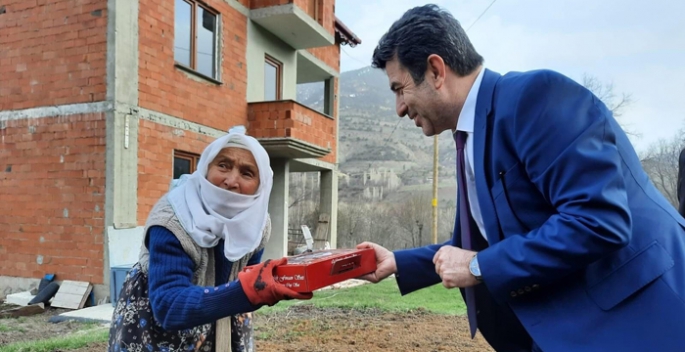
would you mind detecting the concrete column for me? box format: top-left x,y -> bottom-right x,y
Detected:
319,170 -> 338,248
264,158 -> 290,260
324,77 -> 334,116
105,0 -> 139,228
102,0 -> 139,301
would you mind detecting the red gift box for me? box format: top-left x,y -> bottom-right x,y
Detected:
274,248 -> 377,293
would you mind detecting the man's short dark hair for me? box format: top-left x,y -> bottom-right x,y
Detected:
372,4 -> 484,84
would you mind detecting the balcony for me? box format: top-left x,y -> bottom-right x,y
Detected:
247,100 -> 335,161
250,0 -> 334,49
297,50 -> 335,83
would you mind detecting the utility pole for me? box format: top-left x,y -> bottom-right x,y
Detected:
432,135 -> 439,244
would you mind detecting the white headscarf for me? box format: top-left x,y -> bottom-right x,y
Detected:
167,126 -> 273,261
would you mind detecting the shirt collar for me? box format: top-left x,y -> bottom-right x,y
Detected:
455,67 -> 486,134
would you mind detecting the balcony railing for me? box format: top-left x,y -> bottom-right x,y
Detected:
251,0 -> 319,21
247,100 -> 336,162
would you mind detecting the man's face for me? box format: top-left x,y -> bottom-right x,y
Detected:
385,58 -> 446,136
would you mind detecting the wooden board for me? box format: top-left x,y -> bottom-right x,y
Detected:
314,213 -> 330,241
51,280 -> 92,309
0,303 -> 44,318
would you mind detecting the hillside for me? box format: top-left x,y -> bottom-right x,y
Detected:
297,66 -> 458,201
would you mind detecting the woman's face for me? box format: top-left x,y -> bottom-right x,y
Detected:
206,147 -> 260,195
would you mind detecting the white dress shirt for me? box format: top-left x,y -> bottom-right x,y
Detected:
455,67 -> 488,240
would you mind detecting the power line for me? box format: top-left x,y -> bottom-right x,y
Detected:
384,119 -> 403,143
174,46 -> 215,57
465,0 -> 497,32
341,46 -> 368,67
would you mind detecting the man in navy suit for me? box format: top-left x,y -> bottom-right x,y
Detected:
357,4 -> 685,352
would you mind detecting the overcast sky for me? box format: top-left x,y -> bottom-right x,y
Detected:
335,0 -> 685,153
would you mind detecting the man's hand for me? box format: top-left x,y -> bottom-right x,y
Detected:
356,242 -> 396,283
433,246 -> 479,288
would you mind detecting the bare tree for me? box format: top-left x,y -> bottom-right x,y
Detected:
390,193 -> 433,248
288,172 -> 321,236
339,197 -> 430,250
640,131 -> 685,207
337,201 -> 370,248
289,172 -> 319,209
582,74 -> 638,137
438,200 -> 457,243
367,205 -> 399,248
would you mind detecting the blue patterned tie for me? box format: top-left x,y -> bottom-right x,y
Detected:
455,130 -> 478,338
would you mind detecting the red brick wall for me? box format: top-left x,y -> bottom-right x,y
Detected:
0,113 -> 106,284
137,120 -> 216,224
308,44 -> 340,73
306,0 -> 341,72
314,0 -> 335,36
250,0 -> 290,9
330,76 -> 339,164
0,0 -> 108,110
138,0 -> 248,131
332,76 -> 339,156
293,0 -> 334,36
247,100 -> 336,164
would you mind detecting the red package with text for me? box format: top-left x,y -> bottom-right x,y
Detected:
273,248 -> 377,293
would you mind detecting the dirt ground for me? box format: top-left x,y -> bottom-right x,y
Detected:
2,303 -> 494,351
0,302 -> 94,345
252,306 -> 494,352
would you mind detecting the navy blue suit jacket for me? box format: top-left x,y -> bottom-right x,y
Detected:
394,69 -> 685,351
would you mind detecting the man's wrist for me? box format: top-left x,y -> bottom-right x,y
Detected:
468,254 -> 482,282
389,252 -> 398,278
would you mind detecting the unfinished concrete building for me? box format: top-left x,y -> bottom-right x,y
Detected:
0,0 -> 360,300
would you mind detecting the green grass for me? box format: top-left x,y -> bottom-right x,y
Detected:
259,277 -> 466,315
0,324 -> 25,333
0,280 -> 464,351
0,327 -> 108,352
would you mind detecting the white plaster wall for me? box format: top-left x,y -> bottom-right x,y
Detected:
107,226 -> 145,267
246,21 -> 298,102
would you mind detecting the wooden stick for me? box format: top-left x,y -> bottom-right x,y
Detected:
0,303 -> 44,318
214,317 -> 232,352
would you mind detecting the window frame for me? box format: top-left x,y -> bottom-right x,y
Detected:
173,150 -> 200,179
264,54 -> 283,101
174,0 -> 221,83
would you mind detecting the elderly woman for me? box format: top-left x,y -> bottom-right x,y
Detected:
109,128 -> 310,351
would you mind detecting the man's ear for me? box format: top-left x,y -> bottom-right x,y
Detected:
426,54 -> 446,89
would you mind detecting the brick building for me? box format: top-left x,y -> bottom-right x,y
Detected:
0,0 -> 360,300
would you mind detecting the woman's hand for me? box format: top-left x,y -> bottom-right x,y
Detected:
238,258 -> 312,306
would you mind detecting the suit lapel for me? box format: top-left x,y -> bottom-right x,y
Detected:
473,69 -> 502,244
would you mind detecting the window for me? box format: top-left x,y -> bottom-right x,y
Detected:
173,151 -> 200,179
174,0 -> 219,79
264,55 -> 282,101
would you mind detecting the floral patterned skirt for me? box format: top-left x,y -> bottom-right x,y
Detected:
108,263 -> 254,352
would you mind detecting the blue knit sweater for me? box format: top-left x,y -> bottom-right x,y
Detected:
146,226 -> 263,331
